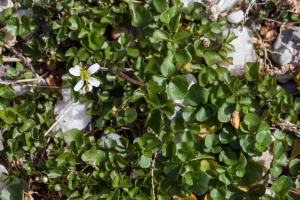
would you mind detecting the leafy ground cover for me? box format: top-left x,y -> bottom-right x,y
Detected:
0,0 -> 300,199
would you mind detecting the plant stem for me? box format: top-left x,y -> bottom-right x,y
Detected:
99,67 -> 147,87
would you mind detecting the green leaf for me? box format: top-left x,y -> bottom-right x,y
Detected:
173,31 -> 190,44
196,106 -> 210,122
164,162 -> 181,179
146,109 -> 162,133
153,0 -> 168,13
217,102 -> 235,122
81,149 -> 106,166
244,62 -> 261,81
129,4 -> 151,27
185,84 -> 209,106
244,113 -> 261,132
256,130 -> 272,146
78,27 -> 90,38
238,160 -> 263,185
219,148 -> 237,166
161,60 -> 175,78
175,48 -> 192,66
80,33 -> 104,51
183,171 -> 209,195
19,119 -> 36,132
182,106 -> 197,122
204,51 -> 222,66
0,109 -> 16,124
166,75 -> 189,100
289,158 -> 300,176
64,128 -> 84,148
160,7 -> 181,32
0,86 -> 16,98
124,107 -> 137,123
272,176 -> 293,197
153,29 -> 170,40
171,116 -> 185,134
225,30 -> 237,43
6,17 -> 20,36
139,155 -> 151,168
205,134 -> 219,148
0,179 -> 25,200
68,15 -> 83,30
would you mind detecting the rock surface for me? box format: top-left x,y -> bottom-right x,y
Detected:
218,27 -> 257,77
53,89 -> 91,133
271,28 -> 300,67
227,10 -> 244,24
179,0 -> 239,13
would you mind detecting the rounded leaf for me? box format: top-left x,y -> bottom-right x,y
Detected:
81,149 -> 106,166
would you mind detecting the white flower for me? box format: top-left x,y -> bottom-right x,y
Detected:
69,63 -> 100,93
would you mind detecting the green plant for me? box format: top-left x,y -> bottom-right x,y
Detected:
0,0 -> 299,199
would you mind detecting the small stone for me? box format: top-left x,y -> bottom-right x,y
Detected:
227,10 -> 244,24
53,89 -> 92,133
276,72 -> 296,83
279,81 -> 298,94
216,0 -> 239,13
271,28 -> 300,67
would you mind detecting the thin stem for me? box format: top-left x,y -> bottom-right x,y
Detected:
151,152 -> 158,200
99,67 -> 147,87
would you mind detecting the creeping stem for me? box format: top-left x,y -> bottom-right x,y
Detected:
99,67 -> 148,87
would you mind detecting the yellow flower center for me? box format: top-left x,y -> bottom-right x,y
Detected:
80,70 -> 90,81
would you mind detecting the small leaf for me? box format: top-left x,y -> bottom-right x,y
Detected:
146,109 -> 162,133
129,4 -> 151,27
185,84 -> 209,106
244,62 -> 261,82
161,60 -> 175,77
160,7 -> 181,32
166,75 -> 189,100
64,129 -> 84,148
81,149 -> 106,166
0,179 -> 25,200
124,107 -> 137,123
204,51 -> 222,66
196,106 -> 210,122
175,48 -> 192,66
139,155 -> 151,168
153,0 -> 168,13
19,119 -> 36,132
272,176 -> 293,197
173,31 -> 190,44
153,29 -> 170,40
0,86 -> 16,98
217,102 -> 236,122
183,171 -> 209,195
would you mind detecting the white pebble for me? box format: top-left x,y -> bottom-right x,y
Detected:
227,10 -> 244,24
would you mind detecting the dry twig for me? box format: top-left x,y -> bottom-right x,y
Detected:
0,72 -> 48,85
4,44 -> 36,73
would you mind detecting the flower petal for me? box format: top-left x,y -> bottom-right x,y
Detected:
74,80 -> 84,91
88,77 -> 100,87
87,84 -> 93,91
69,66 -> 81,76
88,63 -> 100,74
